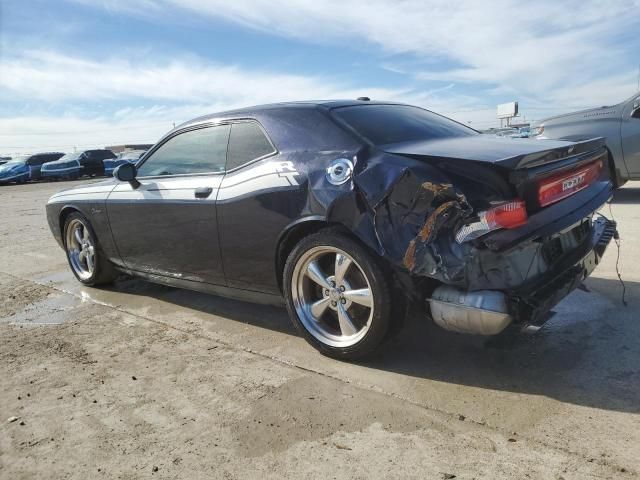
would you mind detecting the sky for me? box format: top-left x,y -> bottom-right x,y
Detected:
1,0 -> 639,155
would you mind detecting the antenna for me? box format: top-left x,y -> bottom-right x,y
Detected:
637,64 -> 639,91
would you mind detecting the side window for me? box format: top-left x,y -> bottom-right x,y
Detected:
226,122 -> 276,171
137,125 -> 231,177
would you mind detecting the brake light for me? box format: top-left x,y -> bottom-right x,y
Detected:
485,200 -> 528,229
456,200 -> 527,243
538,160 -> 603,207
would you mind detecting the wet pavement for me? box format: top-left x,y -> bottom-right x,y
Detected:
0,179 -> 639,479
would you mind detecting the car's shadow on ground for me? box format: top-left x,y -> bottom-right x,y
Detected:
102,275 -> 638,415
612,186 -> 640,204
372,276 -> 638,414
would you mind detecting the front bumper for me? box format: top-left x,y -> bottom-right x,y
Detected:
509,216 -> 617,328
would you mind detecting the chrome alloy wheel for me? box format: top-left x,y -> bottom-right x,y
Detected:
291,246 -> 374,347
65,218 -> 96,281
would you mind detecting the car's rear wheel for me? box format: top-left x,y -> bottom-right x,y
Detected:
63,212 -> 117,286
283,230 -> 392,360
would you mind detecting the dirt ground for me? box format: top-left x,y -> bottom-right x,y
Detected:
1,180 -> 639,479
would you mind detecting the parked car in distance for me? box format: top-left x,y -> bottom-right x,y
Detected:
532,91 -> 640,186
485,127 -> 532,139
0,159 -> 31,184
41,150 -> 116,180
0,152 -> 65,184
103,150 -> 146,177
26,152 -> 65,180
488,127 -> 519,137
0,156 -> 11,166
46,100 -> 616,360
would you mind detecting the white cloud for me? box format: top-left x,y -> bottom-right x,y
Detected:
4,0 -> 640,153
72,0 -> 640,106
0,50 -> 408,154
0,50 -> 401,104
0,108 -> 193,155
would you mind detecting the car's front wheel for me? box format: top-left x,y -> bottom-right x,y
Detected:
283,230 -> 392,360
63,212 -> 117,286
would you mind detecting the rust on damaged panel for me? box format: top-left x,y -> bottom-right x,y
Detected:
403,201 -> 461,272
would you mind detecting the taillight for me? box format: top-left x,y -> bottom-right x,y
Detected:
538,159 -> 603,207
456,200 -> 528,243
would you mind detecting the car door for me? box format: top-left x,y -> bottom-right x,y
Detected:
106,123 -> 231,285
217,120 -> 302,293
621,95 -> 640,176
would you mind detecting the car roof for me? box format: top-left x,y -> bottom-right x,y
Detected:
28,152 -> 64,157
177,99 -> 407,130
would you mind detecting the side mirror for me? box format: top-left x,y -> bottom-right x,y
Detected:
114,162 -> 140,188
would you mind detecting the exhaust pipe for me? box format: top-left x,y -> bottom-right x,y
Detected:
428,286 -> 512,335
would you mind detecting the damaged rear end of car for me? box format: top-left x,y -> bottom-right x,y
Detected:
329,104 -> 616,336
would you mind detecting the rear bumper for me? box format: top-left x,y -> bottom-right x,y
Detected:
482,179 -> 612,251
425,216 -> 616,335
509,216 -> 616,328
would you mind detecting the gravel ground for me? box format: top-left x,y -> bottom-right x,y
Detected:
0,180 -> 639,479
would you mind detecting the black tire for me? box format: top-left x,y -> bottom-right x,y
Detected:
283,229 -> 393,360
63,212 -> 117,286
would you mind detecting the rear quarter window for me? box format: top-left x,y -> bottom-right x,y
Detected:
226,122 -> 276,170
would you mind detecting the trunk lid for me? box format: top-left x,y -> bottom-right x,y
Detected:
382,134 -> 609,211
381,135 -> 605,170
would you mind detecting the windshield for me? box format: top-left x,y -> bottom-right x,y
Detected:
332,104 -> 477,146
56,152 -> 82,162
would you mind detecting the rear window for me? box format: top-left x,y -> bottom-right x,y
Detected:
332,104 -> 477,145
226,122 -> 275,170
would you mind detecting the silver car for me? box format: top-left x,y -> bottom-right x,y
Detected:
533,92 -> 640,186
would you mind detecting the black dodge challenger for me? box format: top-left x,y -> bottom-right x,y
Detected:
46,100 -> 617,359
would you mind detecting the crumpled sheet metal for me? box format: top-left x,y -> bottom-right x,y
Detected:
320,155 -> 474,285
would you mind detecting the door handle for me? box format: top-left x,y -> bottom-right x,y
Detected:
194,186 -> 213,198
